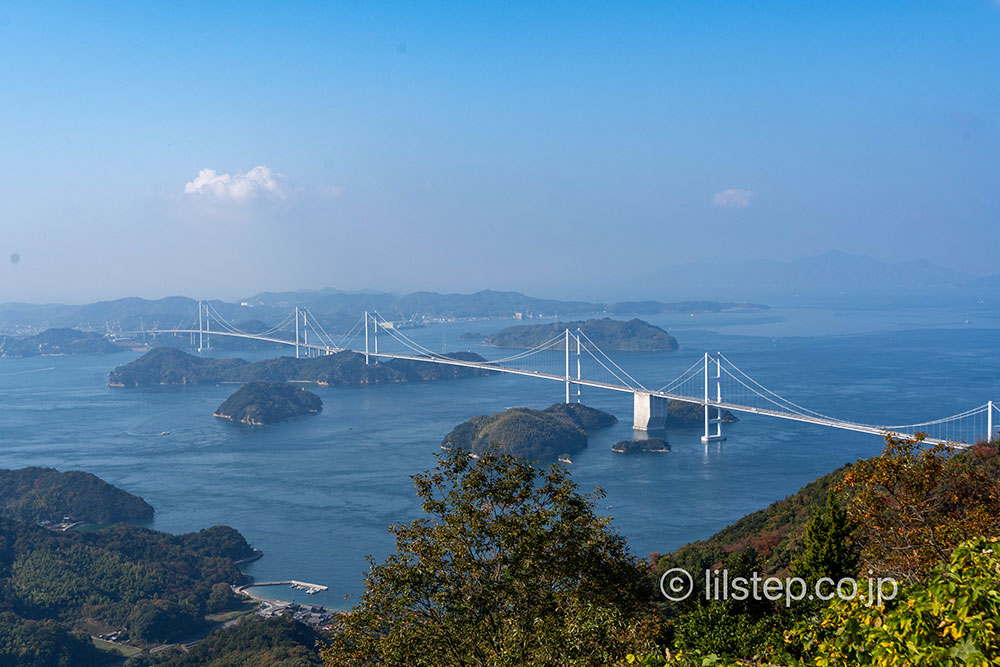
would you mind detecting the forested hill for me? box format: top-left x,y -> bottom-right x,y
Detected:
0,328 -> 121,357
441,403 -> 618,460
0,517 -> 255,661
0,467 -> 154,524
109,347 -> 490,387
485,317 -> 679,351
215,381 -> 323,425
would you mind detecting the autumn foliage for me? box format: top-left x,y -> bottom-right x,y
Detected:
840,435 -> 1000,584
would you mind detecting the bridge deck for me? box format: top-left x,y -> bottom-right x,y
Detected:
121,327 -> 972,447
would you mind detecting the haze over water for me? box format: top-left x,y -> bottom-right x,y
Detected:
1,302 -> 998,609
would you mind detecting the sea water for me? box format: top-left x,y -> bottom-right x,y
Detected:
1,301 -> 998,609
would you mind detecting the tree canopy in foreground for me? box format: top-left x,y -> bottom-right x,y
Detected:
321,449 -> 661,666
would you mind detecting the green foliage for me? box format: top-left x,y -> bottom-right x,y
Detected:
786,536 -> 1000,666
0,328 -> 121,357
842,437 -> 1000,584
322,449 -> 661,666
109,347 -> 490,387
127,616 -> 323,666
0,466 -> 154,524
441,403 -> 617,459
215,381 -> 322,425
788,493 -> 858,587
486,317 -> 679,351
127,599 -> 202,643
671,550 -> 786,662
0,611 -> 105,666
544,402 -> 620,430
0,517 -> 253,643
205,582 -> 239,614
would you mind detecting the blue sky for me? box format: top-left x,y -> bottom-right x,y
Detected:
0,1 -> 998,302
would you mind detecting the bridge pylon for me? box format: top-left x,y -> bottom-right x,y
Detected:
633,391 -> 668,431
702,353 -> 726,443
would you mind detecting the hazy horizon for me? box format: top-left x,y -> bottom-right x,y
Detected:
2,2 -> 998,303
0,247 -> 993,307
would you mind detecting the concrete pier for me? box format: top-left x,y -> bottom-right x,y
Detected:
633,392 -> 669,431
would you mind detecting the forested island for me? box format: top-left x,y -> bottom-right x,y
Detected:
612,438 -> 670,453
215,381 -> 323,425
484,317 -> 679,351
0,328 -> 121,357
665,399 -> 738,425
441,403 -> 617,459
108,347 -> 490,387
0,467 -> 154,525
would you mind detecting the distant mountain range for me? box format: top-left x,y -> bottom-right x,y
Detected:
648,251 -> 987,299
0,289 -> 765,336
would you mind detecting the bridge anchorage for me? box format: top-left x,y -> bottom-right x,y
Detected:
119,304 -> 1000,449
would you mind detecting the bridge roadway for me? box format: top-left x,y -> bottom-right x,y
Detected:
125,328 -> 950,445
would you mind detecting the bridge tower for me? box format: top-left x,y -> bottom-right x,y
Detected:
702,353 -> 726,443
197,300 -> 204,351
575,330 -> 582,403
990,400 -> 995,441
564,328 -> 571,403
364,311 -> 369,365
295,307 -> 300,359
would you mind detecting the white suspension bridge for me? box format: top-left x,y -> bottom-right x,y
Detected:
118,301 -> 1000,448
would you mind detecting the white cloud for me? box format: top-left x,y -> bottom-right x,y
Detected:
712,188 -> 754,209
184,166 -> 288,201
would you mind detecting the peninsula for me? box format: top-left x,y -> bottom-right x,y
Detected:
484,318 -> 678,351
441,403 -> 617,460
215,381 -> 323,425
0,467 -> 154,525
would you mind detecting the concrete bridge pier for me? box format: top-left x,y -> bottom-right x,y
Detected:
633,392 -> 668,431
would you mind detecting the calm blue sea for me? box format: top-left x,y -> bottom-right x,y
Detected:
1,302 -> 998,609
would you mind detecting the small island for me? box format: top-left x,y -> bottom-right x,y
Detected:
215,381 -> 323,426
441,403 -> 617,460
0,328 -> 122,357
612,438 -> 670,454
109,347 -> 491,387
0,466 -> 154,525
484,318 -> 678,351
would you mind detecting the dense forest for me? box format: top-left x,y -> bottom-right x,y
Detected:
0,328 -> 121,357
127,616 -> 323,666
484,317 -> 679,351
0,515 -> 254,657
108,347 -> 490,387
215,381 -> 323,425
0,467 -> 154,524
441,403 -> 617,459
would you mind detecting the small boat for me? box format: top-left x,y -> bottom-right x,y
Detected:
160,431 -> 170,436
558,455 -> 573,464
